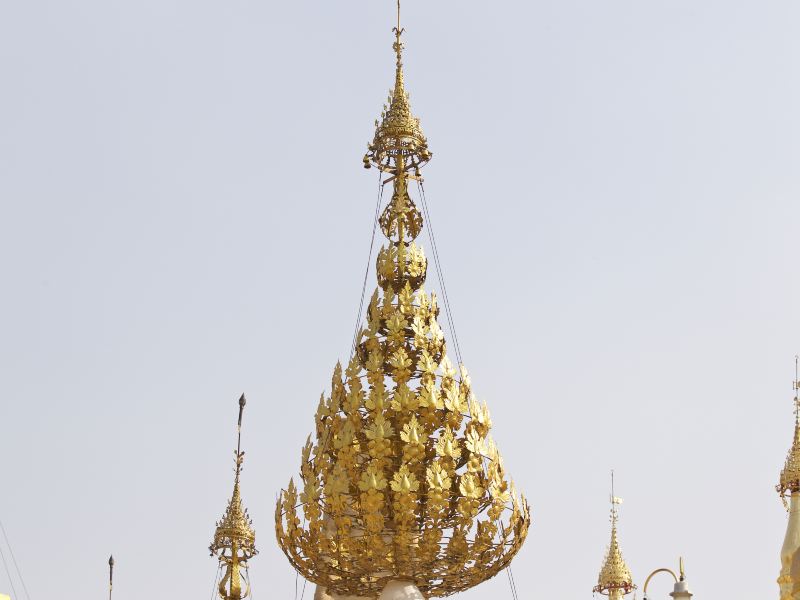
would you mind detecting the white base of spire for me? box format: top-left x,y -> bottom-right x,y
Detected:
314,581 -> 425,600
378,581 -> 425,599
314,588 -> 364,600
314,587 -> 363,600
670,579 -> 693,599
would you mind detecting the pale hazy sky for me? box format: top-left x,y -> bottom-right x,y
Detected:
1,1 -> 799,599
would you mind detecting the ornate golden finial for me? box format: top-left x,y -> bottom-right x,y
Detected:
363,0 -> 431,174
275,5 -> 529,597
210,394 -> 257,600
594,474 -> 636,598
777,357 -> 800,505
394,0 -> 403,66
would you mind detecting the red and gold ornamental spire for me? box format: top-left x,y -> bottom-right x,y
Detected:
362,0 -> 431,175
211,395 -> 257,600
594,483 -> 635,600
275,3 -> 529,598
777,360 -> 800,600
778,361 -> 800,503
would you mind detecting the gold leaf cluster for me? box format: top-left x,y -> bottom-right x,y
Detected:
275,174 -> 530,597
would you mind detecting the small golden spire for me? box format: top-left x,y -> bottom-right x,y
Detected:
210,394 -> 257,600
363,0 -> 431,174
594,473 -> 636,598
777,357 -> 800,503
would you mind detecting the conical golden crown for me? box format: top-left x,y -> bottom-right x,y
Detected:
275,15 -> 529,599
594,511 -> 635,596
211,396 -> 257,560
778,380 -> 800,500
211,470 -> 256,556
363,26 -> 431,173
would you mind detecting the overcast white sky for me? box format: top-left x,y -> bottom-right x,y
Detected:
1,1 -> 799,599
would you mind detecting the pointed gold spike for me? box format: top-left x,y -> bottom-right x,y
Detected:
210,395 -> 257,600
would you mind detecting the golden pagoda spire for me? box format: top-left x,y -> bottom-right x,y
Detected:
777,358 -> 800,600
594,474 -> 636,599
210,394 -> 257,600
276,4 -> 529,598
778,358 -> 800,502
363,0 -> 431,176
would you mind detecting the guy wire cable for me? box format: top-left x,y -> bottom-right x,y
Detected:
0,542 -> 18,600
416,180 -> 460,361
0,519 -> 31,600
294,555 -> 299,600
293,516 -> 310,600
416,179 -> 521,600
300,574 -> 308,600
350,170 -> 386,358
505,567 -> 517,600
416,180 -> 464,366
245,564 -> 253,600
210,563 -> 222,600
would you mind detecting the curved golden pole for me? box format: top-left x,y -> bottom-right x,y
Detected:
643,568 -> 678,595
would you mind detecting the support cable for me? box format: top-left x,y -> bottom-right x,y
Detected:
300,576 -> 308,600
416,181 -> 464,366
294,561 -> 299,600
0,542 -> 19,600
350,171 -> 386,359
509,565 -> 520,600
294,516 -> 310,600
0,520 -> 30,600
505,567 -> 517,600
210,564 -> 222,600
416,180 -> 521,600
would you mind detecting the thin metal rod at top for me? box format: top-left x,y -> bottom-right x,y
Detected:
108,555 -> 114,600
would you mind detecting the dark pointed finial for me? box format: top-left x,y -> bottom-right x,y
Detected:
235,394 -> 247,478
238,393 -> 246,429
108,555 -> 114,600
610,469 -> 616,511
794,356 -> 799,425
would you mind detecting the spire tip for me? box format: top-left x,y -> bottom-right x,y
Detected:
363,0 -> 431,173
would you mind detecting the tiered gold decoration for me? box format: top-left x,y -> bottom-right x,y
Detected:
778,373 -> 800,505
275,5 -> 530,598
594,494 -> 635,599
362,7 -> 430,174
777,364 -> 800,600
211,394 -> 257,600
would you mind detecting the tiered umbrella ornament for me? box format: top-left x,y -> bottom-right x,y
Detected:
275,10 -> 530,598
